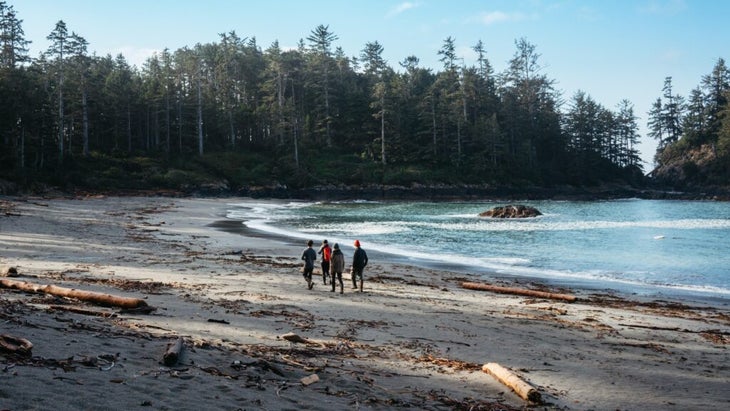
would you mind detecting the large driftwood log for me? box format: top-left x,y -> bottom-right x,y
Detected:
162,337 -> 184,366
461,281 -> 577,302
0,278 -> 149,309
0,334 -> 34,356
482,362 -> 542,403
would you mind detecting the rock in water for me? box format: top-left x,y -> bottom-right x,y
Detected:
479,204 -> 542,218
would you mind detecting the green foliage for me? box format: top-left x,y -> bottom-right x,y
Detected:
651,59 -> 730,187
0,5 -> 654,194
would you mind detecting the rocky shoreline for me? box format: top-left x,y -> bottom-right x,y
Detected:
218,183 -> 730,201
3,176 -> 730,201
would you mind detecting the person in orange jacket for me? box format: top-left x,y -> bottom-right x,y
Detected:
318,239 -> 332,285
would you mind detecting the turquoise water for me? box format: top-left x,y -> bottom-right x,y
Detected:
227,199 -> 730,298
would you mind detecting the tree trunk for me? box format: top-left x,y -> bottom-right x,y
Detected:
165,93 -> 171,154
82,86 -> 89,156
126,105 -> 132,153
228,111 -> 235,148
177,95 -> 183,153
461,281 -> 576,302
324,66 -> 331,147
381,94 -> 386,165
291,79 -> 299,168
197,74 -> 204,156
20,125 -> 25,169
58,73 -> 64,163
431,99 -> 437,157
456,118 -> 462,166
0,278 -> 150,309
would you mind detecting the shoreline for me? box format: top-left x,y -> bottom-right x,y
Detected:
1,195 -> 729,410
212,209 -> 730,309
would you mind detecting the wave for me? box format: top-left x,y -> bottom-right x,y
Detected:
303,222 -> 409,236
224,201 -> 730,297
393,218 -> 730,232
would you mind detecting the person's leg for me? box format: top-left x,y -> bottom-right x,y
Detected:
338,272 -> 344,293
352,269 -> 359,288
322,262 -> 330,284
305,268 -> 313,289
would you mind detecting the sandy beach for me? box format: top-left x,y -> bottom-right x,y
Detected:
1,195 -> 729,410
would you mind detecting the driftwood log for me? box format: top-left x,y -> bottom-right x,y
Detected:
280,332 -> 327,348
281,332 -> 311,344
0,278 -> 149,309
482,362 -> 542,403
162,337 -> 184,366
461,281 -> 577,302
0,334 -> 34,356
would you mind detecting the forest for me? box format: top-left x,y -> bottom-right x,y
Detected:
0,2 -> 727,195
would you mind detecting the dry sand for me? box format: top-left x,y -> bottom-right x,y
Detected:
0,195 -> 728,410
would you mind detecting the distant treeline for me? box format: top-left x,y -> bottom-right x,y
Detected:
646,59 -> 730,187
1,2 -> 698,192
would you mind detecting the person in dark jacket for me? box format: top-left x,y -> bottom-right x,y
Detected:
318,239 -> 332,285
330,243 -> 345,294
351,239 -> 368,292
301,239 -> 316,290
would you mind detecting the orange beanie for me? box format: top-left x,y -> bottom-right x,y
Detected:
354,240 -> 361,247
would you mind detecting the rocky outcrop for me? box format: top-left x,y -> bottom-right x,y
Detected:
479,204 -> 542,218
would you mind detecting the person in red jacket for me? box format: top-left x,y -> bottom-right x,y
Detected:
318,239 -> 332,285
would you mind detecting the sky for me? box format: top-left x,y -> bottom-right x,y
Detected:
10,0 -> 730,168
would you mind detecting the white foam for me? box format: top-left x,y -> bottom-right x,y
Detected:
224,200 -> 730,297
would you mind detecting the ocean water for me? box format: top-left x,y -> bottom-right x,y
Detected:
226,199 -> 730,299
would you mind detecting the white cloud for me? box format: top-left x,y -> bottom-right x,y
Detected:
639,0 -> 687,15
476,11 -> 531,26
386,2 -> 419,19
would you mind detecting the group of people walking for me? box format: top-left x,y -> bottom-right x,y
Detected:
301,239 -> 368,293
